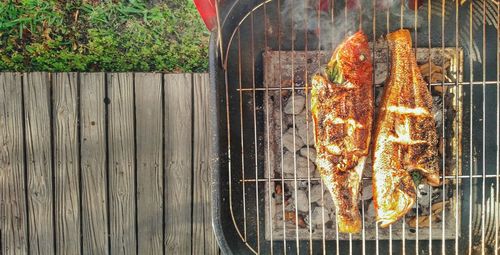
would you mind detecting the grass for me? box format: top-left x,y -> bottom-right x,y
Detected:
0,0 -> 209,72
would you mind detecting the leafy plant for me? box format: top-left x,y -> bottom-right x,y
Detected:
0,0 -> 209,72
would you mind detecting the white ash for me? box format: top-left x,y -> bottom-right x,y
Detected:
281,151 -> 295,174
272,109 -> 283,125
284,94 -> 306,115
309,184 -> 323,203
299,147 -> 316,162
365,201 -> 376,221
417,183 -> 432,213
309,206 -> 328,225
274,202 -> 284,220
293,189 -> 309,212
273,108 -> 295,127
295,154 -> 315,176
375,63 -> 388,85
296,119 -> 315,146
282,128 -> 305,152
282,152 -> 315,177
433,108 -> 443,129
285,180 -> 310,193
294,110 -> 315,146
283,113 -> 293,127
318,190 -> 336,213
360,183 -> 373,201
432,96 -> 444,130
329,211 -> 337,222
285,198 -> 295,212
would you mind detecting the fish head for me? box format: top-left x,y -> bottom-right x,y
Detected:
325,30 -> 372,87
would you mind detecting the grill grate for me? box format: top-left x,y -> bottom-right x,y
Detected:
260,47 -> 462,243
212,0 -> 500,254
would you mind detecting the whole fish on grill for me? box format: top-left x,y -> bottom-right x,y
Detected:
311,31 -> 373,234
372,29 -> 441,228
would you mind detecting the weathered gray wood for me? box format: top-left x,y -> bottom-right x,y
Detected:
192,73 -> 219,255
164,73 -> 193,254
23,72 -> 54,255
80,73 -> 108,255
134,73 -> 163,254
2,72 -> 222,255
107,73 -> 136,255
53,73 -> 80,255
0,73 -> 28,255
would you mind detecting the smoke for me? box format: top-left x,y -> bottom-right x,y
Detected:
280,0 -> 426,50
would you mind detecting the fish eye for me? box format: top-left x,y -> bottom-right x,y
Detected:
359,54 -> 366,61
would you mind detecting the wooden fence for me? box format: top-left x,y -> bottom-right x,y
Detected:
0,72 -> 218,255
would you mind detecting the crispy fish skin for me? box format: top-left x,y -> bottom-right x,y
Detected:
311,31 -> 373,233
373,29 -> 441,228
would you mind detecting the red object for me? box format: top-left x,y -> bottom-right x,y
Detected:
319,0 -> 329,12
346,0 -> 360,9
193,0 -> 217,31
408,0 -> 424,10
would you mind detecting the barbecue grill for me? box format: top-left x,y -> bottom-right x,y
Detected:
207,0 -> 500,254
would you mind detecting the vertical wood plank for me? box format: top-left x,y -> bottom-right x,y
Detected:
192,73 -> 219,255
80,73 -> 108,255
23,72 -> 54,255
134,73 -> 163,254
53,73 -> 80,255
0,73 -> 28,255
107,73 -> 136,255
164,73 -> 193,254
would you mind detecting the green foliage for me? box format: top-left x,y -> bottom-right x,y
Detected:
0,0 -> 209,72
411,171 -> 423,186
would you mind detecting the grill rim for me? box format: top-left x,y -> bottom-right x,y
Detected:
209,31 -> 235,255
209,1 -> 500,254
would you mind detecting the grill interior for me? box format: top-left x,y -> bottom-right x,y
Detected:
262,47 -> 462,242
210,0 -> 500,254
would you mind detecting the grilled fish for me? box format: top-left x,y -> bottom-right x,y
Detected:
311,31 -> 373,233
373,29 -> 441,228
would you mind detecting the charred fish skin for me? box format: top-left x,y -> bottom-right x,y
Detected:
311,31 -> 373,234
373,29 -> 441,228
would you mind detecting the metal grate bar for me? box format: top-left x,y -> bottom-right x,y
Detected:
223,26 -> 254,255
481,1 -> 487,254
277,0 -> 287,252
321,1 -> 328,254
250,12 -> 261,254
263,2 -> 274,254
441,0 -> 447,254
455,1 -> 462,255
366,0 -> 377,254
427,0 -> 433,249
238,174 -> 500,183
279,1 -> 293,253
455,1 -> 461,254
237,30 -> 248,242
291,0 -> 300,251
303,1 -> 313,254
235,80 -> 500,91
496,1 -> 500,254
468,2 -> 474,254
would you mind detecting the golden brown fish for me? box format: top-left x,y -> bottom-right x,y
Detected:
311,31 -> 373,233
372,29 -> 441,228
